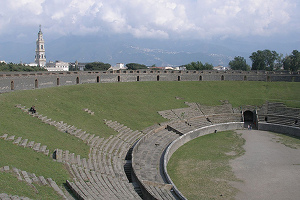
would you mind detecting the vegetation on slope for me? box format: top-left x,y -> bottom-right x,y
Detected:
0,81 -> 299,199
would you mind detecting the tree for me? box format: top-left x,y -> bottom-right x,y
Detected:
185,61 -> 213,70
249,49 -> 279,71
274,53 -> 284,70
228,56 -> 250,71
85,62 -> 111,71
0,62 -> 46,72
283,50 -> 300,71
126,63 -> 147,70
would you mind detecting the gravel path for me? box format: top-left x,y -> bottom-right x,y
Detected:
230,130 -> 300,200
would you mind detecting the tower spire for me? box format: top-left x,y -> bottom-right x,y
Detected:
35,25 -> 46,67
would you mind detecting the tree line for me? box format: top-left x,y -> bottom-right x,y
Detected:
0,62 -> 46,72
229,49 -> 299,71
0,49 -> 299,72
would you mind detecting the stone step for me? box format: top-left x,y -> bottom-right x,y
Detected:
6,135 -> 15,141
39,145 -> 47,153
0,133 -> 8,140
39,176 -> 48,185
21,171 -> 32,184
27,141 -> 35,148
33,143 -> 41,151
19,139 -> 28,148
47,178 -> 68,199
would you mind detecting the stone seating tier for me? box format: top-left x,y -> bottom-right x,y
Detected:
186,116 -> 213,128
198,103 -> 233,116
66,163 -> 141,200
0,134 -> 49,156
266,115 -> 299,127
0,193 -> 32,200
0,166 -> 67,199
14,105 -> 145,199
143,182 -> 176,200
133,129 -> 179,189
62,120 -> 145,199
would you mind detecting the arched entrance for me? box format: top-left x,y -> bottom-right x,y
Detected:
35,79 -> 38,88
11,81 -> 14,90
76,77 -> 80,84
243,110 -> 255,129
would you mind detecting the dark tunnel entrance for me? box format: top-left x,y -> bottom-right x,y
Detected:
243,110 -> 256,129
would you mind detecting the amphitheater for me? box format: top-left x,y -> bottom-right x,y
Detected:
0,70 -> 299,200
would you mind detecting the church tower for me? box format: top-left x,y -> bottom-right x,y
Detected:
35,25 -> 46,67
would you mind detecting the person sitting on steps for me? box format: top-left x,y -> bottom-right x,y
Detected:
29,106 -> 36,114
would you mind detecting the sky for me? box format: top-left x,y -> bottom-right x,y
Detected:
0,0 -> 299,64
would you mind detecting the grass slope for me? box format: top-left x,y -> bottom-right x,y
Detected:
0,81 -> 299,199
167,131 -> 245,200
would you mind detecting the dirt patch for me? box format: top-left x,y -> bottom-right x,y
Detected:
225,151 -> 237,156
230,130 -> 300,200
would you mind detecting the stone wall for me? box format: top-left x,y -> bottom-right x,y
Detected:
258,122 -> 300,137
0,70 -> 299,93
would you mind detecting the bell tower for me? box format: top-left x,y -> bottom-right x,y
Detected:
35,25 -> 46,67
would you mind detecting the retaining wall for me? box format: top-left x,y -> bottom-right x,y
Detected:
258,122 -> 300,137
0,70 -> 299,93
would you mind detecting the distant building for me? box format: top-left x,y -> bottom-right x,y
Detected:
164,66 -> 174,70
174,66 -> 186,70
26,63 -> 38,67
109,63 -> 126,70
35,25 -> 46,67
45,61 -> 69,71
70,61 -> 87,71
213,65 -> 227,71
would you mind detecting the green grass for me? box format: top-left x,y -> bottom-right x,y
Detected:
0,171 -> 61,200
270,132 -> 300,149
167,130 -> 245,200
0,81 -> 299,199
0,140 -> 70,185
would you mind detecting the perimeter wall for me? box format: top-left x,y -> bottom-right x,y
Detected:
0,70 -> 299,93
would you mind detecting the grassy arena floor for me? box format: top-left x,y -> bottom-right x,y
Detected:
167,130 -> 245,200
0,81 -> 299,199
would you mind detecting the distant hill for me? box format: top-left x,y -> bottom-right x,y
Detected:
1,35 -> 298,66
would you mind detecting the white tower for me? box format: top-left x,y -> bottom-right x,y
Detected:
35,25 -> 46,67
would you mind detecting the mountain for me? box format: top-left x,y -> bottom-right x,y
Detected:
2,34 -> 298,67
44,35 -> 242,66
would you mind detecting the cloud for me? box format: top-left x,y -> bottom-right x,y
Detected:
0,0 -> 298,40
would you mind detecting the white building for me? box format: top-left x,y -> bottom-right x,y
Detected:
213,65 -> 227,71
116,63 -> 125,69
26,63 -> 38,67
35,25 -> 46,67
109,63 -> 126,70
45,61 -> 69,71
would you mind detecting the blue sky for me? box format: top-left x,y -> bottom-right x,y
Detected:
0,0 -> 299,64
